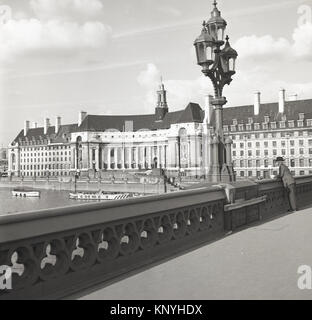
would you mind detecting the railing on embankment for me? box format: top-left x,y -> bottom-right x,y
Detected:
1,176 -> 312,300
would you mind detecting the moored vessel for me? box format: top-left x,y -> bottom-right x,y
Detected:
69,191 -> 131,201
12,188 -> 40,198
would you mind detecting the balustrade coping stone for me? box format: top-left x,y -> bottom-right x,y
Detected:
0,186 -> 225,243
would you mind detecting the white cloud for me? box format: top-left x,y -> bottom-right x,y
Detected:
235,35 -> 290,61
234,22 -> 312,62
0,18 -> 111,63
30,0 -> 104,20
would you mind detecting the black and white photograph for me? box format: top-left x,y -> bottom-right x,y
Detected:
1,0 -> 312,304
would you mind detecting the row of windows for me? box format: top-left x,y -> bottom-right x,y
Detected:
234,158 -> 312,168
21,157 -> 71,163
235,170 -> 310,178
230,131 -> 311,140
225,120 -> 310,132
21,146 -> 70,151
21,171 -> 70,177
21,151 -> 69,157
233,148 -> 312,157
21,164 -> 71,170
233,139 -> 311,149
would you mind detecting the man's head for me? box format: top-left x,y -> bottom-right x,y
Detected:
275,156 -> 285,166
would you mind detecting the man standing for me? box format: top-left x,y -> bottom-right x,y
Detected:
275,157 -> 297,212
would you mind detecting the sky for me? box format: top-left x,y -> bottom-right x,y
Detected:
0,0 -> 312,146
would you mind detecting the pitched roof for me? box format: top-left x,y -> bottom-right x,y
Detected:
222,99 -> 312,125
77,103 -> 203,132
13,124 -> 78,144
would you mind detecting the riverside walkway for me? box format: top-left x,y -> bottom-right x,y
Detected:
80,206 -> 312,300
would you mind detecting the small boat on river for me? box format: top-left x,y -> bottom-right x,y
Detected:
12,188 -> 40,198
69,191 -> 131,201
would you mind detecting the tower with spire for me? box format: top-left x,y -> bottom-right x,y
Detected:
155,77 -> 169,121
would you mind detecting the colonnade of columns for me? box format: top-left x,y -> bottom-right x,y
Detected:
98,145 -> 168,170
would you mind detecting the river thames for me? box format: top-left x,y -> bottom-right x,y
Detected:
0,187 -> 98,215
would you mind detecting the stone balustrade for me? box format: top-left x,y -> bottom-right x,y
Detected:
1,176 -> 312,300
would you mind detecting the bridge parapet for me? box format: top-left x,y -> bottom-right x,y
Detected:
0,187 -> 225,300
1,176 -> 312,300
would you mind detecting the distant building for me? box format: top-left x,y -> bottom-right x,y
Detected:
7,85 -> 312,179
8,82 -> 209,178
224,90 -> 312,178
0,147 -> 8,173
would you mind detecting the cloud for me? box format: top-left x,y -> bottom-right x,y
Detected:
30,0 -> 104,20
0,18 -> 111,63
234,22 -> 312,62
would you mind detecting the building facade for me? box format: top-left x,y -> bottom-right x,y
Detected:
8,83 -> 213,178
8,85 -> 312,179
224,89 -> 312,178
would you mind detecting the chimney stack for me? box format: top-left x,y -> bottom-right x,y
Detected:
254,91 -> 261,116
279,88 -> 286,114
24,120 -> 30,136
55,116 -> 61,133
78,111 -> 87,127
44,118 -> 50,135
33,122 -> 38,129
204,94 -> 214,125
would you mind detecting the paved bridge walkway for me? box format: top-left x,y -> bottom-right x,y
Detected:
79,207 -> 312,300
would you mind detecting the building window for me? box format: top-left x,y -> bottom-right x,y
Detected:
264,141 -> 268,148
279,121 -> 286,128
298,120 -> 304,127
240,171 -> 245,177
290,140 -> 295,147
300,148 -> 304,155
254,123 -> 260,130
307,120 -> 312,127
290,159 -> 295,167
240,160 -> 244,167
248,150 -> 252,157
230,125 -> 236,132
256,142 -> 260,147
233,119 -> 238,126
300,159 -> 304,167
256,160 -> 260,167
290,149 -> 295,155
273,149 -> 277,156
272,141 -> 277,147
246,124 -> 251,131
282,149 -> 286,155
240,151 -> 244,157
238,124 -> 244,131
288,121 -> 295,128
248,160 -> 252,167
300,171 -> 305,176
256,150 -> 260,156
233,151 -> 236,157
262,123 -> 268,130
271,122 -> 277,129
299,140 -> 304,146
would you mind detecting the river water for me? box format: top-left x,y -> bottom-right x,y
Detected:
0,187 -> 99,216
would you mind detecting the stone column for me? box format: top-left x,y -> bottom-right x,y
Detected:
121,146 -> 125,170
114,147 -> 118,170
128,147 -> 132,169
107,147 -> 111,170
135,147 -> 139,169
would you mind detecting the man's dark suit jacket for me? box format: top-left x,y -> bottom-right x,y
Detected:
278,164 -> 295,187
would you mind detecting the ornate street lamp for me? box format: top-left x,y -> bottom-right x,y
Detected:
194,0 -> 238,182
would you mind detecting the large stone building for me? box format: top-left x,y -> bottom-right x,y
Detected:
7,84 -> 312,179
224,90 -> 312,178
8,83 -> 213,178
